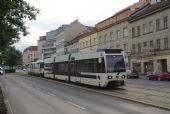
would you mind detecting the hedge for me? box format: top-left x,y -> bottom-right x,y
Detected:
5,69 -> 16,73
0,88 -> 7,114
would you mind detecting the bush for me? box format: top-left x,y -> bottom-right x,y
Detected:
0,88 -> 7,114
5,69 -> 16,73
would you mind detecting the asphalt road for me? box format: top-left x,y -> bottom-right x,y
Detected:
0,74 -> 170,114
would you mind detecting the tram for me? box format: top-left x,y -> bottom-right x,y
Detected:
29,49 -> 127,87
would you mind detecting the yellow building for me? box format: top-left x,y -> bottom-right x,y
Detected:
79,27 -> 98,52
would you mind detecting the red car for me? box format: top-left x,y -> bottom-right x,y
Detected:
146,70 -> 170,81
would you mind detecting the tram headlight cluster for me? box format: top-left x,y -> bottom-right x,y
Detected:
108,75 -> 113,79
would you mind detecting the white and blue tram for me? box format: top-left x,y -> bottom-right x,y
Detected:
27,60 -> 44,76
29,49 -> 127,87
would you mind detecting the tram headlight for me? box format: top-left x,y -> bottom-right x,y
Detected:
121,75 -> 126,79
108,75 -> 113,79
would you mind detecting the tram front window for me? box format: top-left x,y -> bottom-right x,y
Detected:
106,55 -> 126,73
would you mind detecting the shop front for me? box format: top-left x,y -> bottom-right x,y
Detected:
132,55 -> 170,75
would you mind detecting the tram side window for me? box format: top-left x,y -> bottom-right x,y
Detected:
97,58 -> 105,73
45,63 -> 53,74
78,58 -> 105,73
54,62 -> 69,75
40,63 -> 44,68
70,62 -> 76,75
53,63 -> 58,74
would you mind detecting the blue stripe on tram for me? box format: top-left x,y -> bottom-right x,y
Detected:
79,74 -> 97,79
54,73 -> 97,79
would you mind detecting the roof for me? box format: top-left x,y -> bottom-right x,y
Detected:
96,7 -> 131,25
23,46 -> 38,52
65,27 -> 97,46
129,0 -> 170,22
95,0 -> 148,31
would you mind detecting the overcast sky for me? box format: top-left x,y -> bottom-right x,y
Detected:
14,0 -> 139,52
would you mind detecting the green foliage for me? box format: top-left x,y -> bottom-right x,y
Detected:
0,88 -> 7,114
2,47 -> 22,67
0,0 -> 39,50
5,68 -> 16,73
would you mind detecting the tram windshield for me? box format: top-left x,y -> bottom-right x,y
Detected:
106,55 -> 126,73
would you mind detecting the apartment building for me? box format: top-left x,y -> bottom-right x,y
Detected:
55,20 -> 90,56
37,36 -> 46,60
22,46 -> 38,66
65,35 -> 80,54
94,0 -> 147,68
79,27 -> 98,52
42,29 -> 58,59
129,0 -> 170,74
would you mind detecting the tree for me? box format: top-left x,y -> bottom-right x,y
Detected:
0,0 -> 39,51
3,47 -> 22,68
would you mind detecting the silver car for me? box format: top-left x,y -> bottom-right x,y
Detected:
0,67 -> 4,75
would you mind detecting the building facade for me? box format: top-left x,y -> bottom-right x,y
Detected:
37,36 -> 46,60
42,29 -> 58,59
55,20 -> 90,56
129,0 -> 170,74
22,46 -> 38,66
79,27 -> 98,52
94,0 -> 147,68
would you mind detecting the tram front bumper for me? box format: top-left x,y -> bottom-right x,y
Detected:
107,80 -> 125,87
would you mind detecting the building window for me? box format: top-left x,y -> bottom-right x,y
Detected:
143,42 -> 147,47
143,24 -> 147,34
104,34 -> 107,43
123,44 -> 128,51
156,39 -> 161,50
132,27 -> 135,38
98,36 -> 102,44
94,38 -> 96,45
164,37 -> 168,49
156,19 -> 160,31
123,27 -> 128,37
110,32 -> 113,41
137,26 -> 141,36
86,41 -> 88,47
150,40 -> 153,47
79,43 -> 81,48
83,42 -> 85,48
163,16 -> 168,29
90,39 -> 92,46
116,30 -> 121,38
138,43 -> 141,53
132,44 -> 136,53
149,21 -> 153,33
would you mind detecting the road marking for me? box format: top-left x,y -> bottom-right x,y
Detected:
67,101 -> 86,110
47,92 -> 56,97
5,99 -> 14,114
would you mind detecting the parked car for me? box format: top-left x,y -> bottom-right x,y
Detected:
0,67 -> 4,75
145,70 -> 170,81
126,69 -> 139,78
